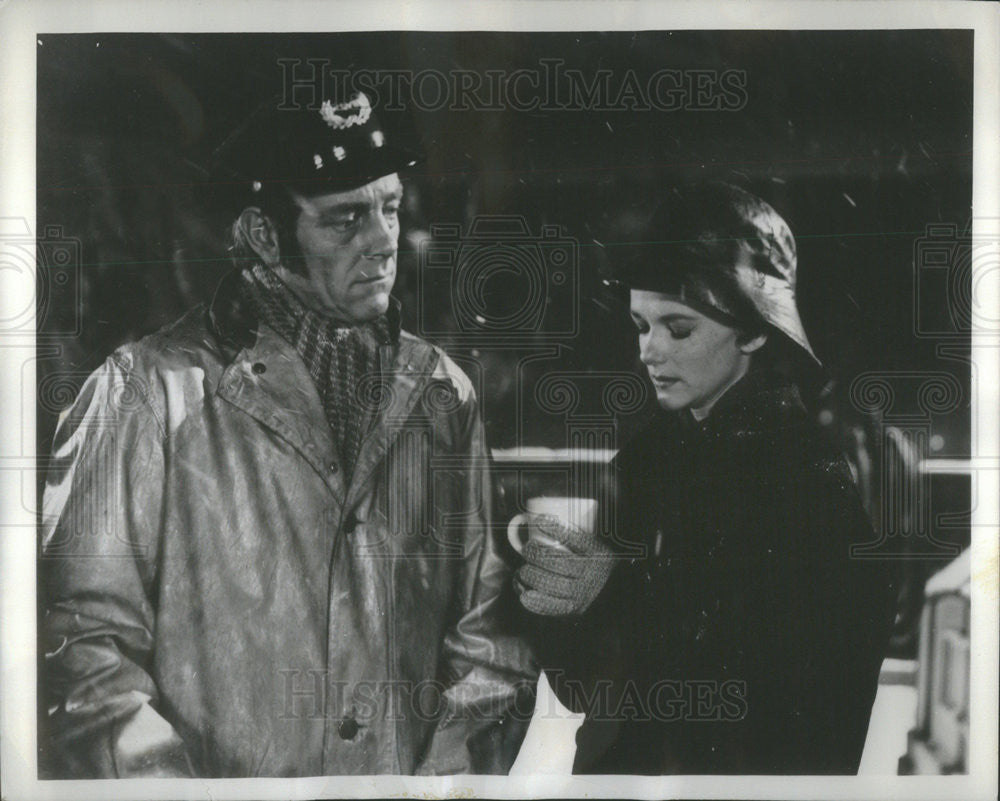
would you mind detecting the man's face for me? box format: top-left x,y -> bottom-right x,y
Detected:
630,289 -> 757,419
286,173 -> 403,324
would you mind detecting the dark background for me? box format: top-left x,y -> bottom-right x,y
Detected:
36,32 -> 974,664
36,30 -> 973,451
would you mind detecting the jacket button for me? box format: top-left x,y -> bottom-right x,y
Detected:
338,717 -> 359,740
329,462 -> 339,474
343,511 -> 358,532
251,362 -> 266,375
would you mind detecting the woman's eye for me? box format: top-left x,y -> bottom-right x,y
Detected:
669,328 -> 692,340
632,320 -> 649,334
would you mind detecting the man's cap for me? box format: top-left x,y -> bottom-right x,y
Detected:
619,182 -> 821,365
211,90 -> 421,197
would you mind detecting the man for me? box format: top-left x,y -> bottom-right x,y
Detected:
41,91 -> 535,777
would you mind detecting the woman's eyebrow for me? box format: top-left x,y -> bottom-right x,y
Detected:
659,313 -> 697,323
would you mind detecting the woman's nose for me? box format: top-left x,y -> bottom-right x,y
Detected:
639,335 -> 661,366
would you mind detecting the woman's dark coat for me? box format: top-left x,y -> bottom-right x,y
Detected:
529,370 -> 897,775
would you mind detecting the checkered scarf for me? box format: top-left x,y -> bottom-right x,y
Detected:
238,263 -> 390,478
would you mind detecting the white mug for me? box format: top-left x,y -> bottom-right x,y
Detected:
507,496 -> 598,555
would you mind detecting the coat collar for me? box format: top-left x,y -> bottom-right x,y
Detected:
206,267 -> 403,364
206,267 -> 435,504
671,369 -> 808,441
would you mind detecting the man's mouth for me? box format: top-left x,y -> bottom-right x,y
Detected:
650,375 -> 680,387
355,273 -> 392,286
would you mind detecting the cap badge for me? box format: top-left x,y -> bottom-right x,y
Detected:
319,93 -> 373,130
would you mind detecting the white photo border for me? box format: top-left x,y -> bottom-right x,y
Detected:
1,1 -> 997,799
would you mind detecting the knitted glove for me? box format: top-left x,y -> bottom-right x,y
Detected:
513,515 -> 615,616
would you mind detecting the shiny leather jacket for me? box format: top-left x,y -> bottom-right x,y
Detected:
41,271 -> 536,777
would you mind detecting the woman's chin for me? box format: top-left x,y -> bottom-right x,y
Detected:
654,389 -> 690,412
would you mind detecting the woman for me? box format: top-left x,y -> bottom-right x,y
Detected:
514,183 -> 897,774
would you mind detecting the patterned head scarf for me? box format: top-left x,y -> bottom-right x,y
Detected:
620,182 -> 820,365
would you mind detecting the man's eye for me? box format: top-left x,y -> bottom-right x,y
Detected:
384,203 -> 400,219
326,212 -> 360,229
632,320 -> 649,334
669,328 -> 692,339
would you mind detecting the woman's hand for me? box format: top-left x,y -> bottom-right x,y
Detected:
513,515 -> 615,616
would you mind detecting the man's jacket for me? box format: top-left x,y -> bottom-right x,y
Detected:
41,271 -> 536,777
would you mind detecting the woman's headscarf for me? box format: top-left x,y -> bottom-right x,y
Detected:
620,182 -> 821,365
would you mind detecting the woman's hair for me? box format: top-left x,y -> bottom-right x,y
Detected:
748,326 -> 827,410
747,326 -> 799,371
622,183 -> 786,332
623,181 -> 823,377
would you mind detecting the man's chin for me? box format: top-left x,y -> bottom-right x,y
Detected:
352,290 -> 391,323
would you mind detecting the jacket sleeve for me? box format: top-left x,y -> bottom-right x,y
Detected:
414,386 -> 538,775
40,354 -> 194,778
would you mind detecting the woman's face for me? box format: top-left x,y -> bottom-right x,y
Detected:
629,289 -> 765,419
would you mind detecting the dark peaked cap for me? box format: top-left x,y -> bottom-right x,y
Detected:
211,90 -> 421,196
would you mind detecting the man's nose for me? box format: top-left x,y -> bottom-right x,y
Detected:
362,210 -> 398,259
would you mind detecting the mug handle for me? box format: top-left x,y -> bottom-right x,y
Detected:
507,513 -> 531,554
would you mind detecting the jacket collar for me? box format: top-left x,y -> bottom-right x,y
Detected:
207,267 -> 435,505
672,368 -> 808,441
207,267 -> 403,364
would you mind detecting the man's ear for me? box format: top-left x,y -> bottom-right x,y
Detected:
737,331 -> 768,355
236,207 -> 281,267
